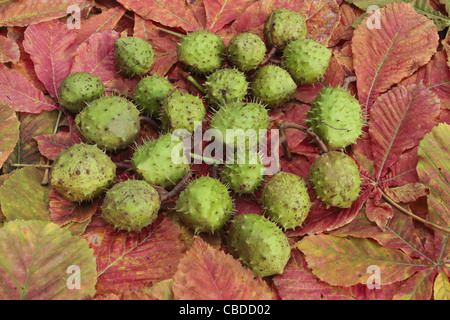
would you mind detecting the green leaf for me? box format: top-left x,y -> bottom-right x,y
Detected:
2,110 -> 58,173
417,123 -> 450,229
0,219 -> 97,299
434,269 -> 450,300
0,167 -> 49,221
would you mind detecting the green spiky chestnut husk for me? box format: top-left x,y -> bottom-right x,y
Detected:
261,172 -> 311,229
131,133 -> 190,189
177,30 -> 226,75
204,68 -> 249,105
264,8 -> 307,50
281,39 -> 332,84
209,101 -> 270,150
75,96 -> 140,151
227,213 -> 291,277
250,65 -> 296,108
175,176 -> 233,234
114,37 -> 155,78
160,91 -> 206,133
134,75 -> 175,117
227,32 -> 266,72
101,179 -> 161,232
50,143 -> 116,202
309,151 -> 361,208
221,150 -> 265,194
58,72 -> 105,113
306,86 -> 363,150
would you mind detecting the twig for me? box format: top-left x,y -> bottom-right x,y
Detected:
41,109 -> 63,185
160,171 -> 193,202
380,189 -> 450,234
212,166 -> 219,179
11,164 -> 53,169
343,76 -> 357,90
186,75 -> 206,95
269,57 -> 281,65
114,162 -> 131,170
154,26 -> 185,38
279,123 -> 329,160
260,47 -> 277,66
140,116 -> 161,133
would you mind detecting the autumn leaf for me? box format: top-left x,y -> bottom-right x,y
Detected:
369,83 -> 440,182
74,4 -> 127,46
34,130 -> 83,161
400,50 -> 450,110
0,34 -> 19,63
352,2 -> 438,111
0,64 -> 58,113
83,215 -> 186,295
272,248 -> 402,299
2,110 -> 59,173
204,0 -> 256,33
49,188 -> 99,228
117,0 -> 205,31
0,219 -> 97,300
23,20 -> 78,100
296,233 -> 428,287
417,123 -> 450,229
0,167 -> 49,222
434,270 -> 450,300
393,269 -> 436,299
0,104 -> 20,168
172,237 -> 276,300
0,0 -> 94,27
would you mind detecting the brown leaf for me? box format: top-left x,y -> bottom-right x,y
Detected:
385,183 -> 429,203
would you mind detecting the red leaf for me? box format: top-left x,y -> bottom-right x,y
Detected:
0,64 -> 57,113
400,50 -> 450,110
83,215 -> 186,295
328,2 -> 364,47
0,34 -> 19,63
352,2 -> 438,111
204,0 -> 256,33
117,0 -> 205,31
288,186 -> 372,236
172,237 -> 276,300
34,130 -> 83,160
23,20 -> 78,100
369,83 -> 440,182
74,5 -> 127,46
49,188 -> 99,226
366,196 -> 393,231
